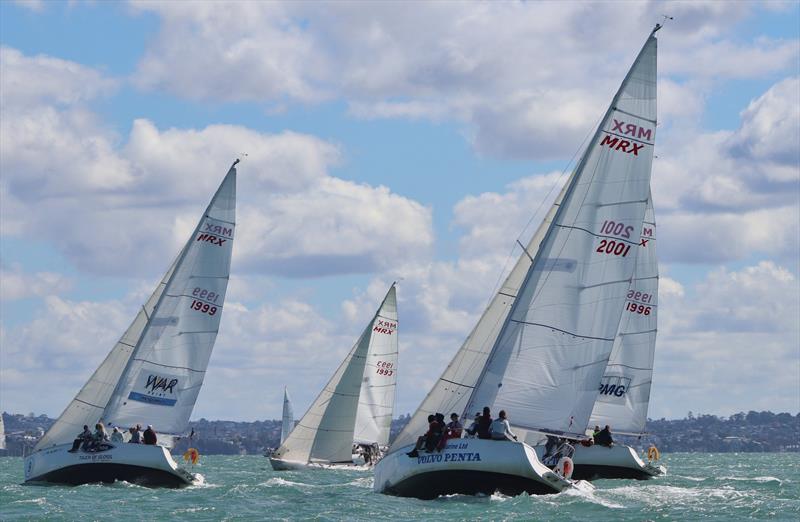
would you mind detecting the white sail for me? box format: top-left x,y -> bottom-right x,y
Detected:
274,284 -> 397,464
36,163 -> 237,451
463,34 -> 657,438
588,197 -> 658,435
281,387 -> 294,444
0,414 -> 6,450
34,253 -> 181,451
354,285 -> 398,446
389,174 -> 574,453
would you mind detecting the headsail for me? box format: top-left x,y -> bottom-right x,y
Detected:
281,387 -> 294,444
588,196 -> 658,435
354,285 -> 398,446
35,163 -> 237,451
274,284 -> 397,464
463,33 -> 658,438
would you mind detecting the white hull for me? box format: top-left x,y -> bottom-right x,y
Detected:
269,455 -> 371,471
25,443 -> 196,487
535,443 -> 665,480
373,438 -> 592,499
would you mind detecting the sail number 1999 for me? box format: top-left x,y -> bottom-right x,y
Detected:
595,239 -> 631,257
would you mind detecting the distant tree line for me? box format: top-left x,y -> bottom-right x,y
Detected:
2,410 -> 797,456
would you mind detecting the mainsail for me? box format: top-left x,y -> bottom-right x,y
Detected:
588,196 -> 658,435
0,414 -> 6,451
463,33 -> 657,438
281,387 -> 294,444
274,284 -> 397,464
35,163 -> 237,451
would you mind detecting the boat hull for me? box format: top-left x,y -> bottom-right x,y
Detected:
535,444 -> 665,480
269,456 -> 369,471
374,439 -> 586,500
24,442 -> 195,487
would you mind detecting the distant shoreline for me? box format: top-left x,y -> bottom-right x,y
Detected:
3,410 -> 798,457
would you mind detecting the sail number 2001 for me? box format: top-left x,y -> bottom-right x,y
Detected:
595,239 -> 631,257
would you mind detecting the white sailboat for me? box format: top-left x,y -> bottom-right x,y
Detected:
375,26 -> 660,499
24,160 -> 238,487
280,387 -> 294,445
560,196 -> 666,479
0,414 -> 7,455
270,284 -> 398,470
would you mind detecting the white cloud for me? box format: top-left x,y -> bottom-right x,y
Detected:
0,265 -> 73,301
652,261 -> 800,417
0,48 -> 433,278
128,2 -> 798,159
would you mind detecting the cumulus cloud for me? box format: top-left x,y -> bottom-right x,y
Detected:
128,1 -> 798,159
0,266 -> 72,301
652,261 -> 800,417
0,47 -> 433,278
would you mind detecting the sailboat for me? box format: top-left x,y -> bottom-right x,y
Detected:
0,414 -> 7,456
374,26 -> 660,499
24,160 -> 238,487
270,284 -> 398,470
556,196 -> 666,479
280,387 -> 294,445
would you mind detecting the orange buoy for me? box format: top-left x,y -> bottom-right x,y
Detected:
183,447 -> 200,465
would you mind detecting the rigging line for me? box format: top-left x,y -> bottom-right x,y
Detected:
612,106 -> 657,124
509,319 -> 615,342
516,239 -> 535,262
131,359 -> 206,373
600,129 -> 654,146
206,216 -> 235,226
498,291 -> 517,298
604,363 -> 654,371
554,223 -> 640,245
619,328 -> 658,337
74,398 -> 105,409
440,378 -> 475,389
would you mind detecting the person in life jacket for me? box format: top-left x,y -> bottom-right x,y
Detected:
406,415 -> 442,458
594,425 -> 614,447
477,406 -> 493,440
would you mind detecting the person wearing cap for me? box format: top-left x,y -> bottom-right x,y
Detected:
143,425 -> 158,445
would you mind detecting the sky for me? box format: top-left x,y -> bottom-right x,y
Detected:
0,0 -> 798,424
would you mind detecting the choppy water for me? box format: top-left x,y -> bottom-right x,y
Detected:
1,453 -> 798,521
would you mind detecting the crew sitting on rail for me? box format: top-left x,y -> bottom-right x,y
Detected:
477,406 -> 493,439
110,427 -> 124,443
489,410 -> 518,441
465,412 -> 481,438
68,425 -> 93,452
143,425 -> 158,445
437,413 -> 464,450
594,425 -> 614,447
406,414 -> 443,458
128,424 -> 142,443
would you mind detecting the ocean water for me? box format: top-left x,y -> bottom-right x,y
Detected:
1,453 -> 798,521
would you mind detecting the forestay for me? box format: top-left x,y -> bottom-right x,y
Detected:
274,284 -> 397,464
464,33 -> 658,438
389,174 -> 574,453
354,286 -> 398,446
281,387 -> 294,444
588,197 -> 658,435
